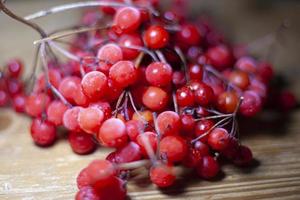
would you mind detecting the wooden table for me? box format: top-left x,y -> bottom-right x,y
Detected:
1,1 -> 300,199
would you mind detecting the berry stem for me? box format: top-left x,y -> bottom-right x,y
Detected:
47,41 -> 80,61
152,112 -> 161,159
114,91 -> 126,118
155,50 -> 167,63
127,91 -> 148,124
172,92 -> 179,114
119,44 -> 159,61
194,113 -> 233,121
117,159 -> 151,170
174,46 -> 190,82
134,52 -> 145,68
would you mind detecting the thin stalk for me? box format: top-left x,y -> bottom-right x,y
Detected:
194,113 -> 233,121
172,92 -> 179,114
152,112 -> 161,159
155,50 -> 167,63
119,44 -> 158,61
114,91 -> 126,117
174,46 -> 190,82
127,91 -> 148,124
117,160 -> 150,170
47,41 -> 80,61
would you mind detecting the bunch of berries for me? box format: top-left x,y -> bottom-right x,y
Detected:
0,0 -> 297,199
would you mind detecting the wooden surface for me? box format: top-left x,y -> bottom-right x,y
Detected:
1,1 -> 300,200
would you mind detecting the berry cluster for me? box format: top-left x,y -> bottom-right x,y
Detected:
0,1 -> 297,200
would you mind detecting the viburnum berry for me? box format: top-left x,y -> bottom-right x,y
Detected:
159,135 -> 187,163
125,120 -> 144,141
206,44 -> 234,71
30,118 -> 56,146
208,127 -> 230,151
78,107 -> 104,134
75,186 -> 100,200
229,70 -> 250,90
239,90 -> 262,117
217,91 -> 239,113
96,176 -> 127,200
235,56 -> 257,73
150,163 -> 176,188
113,7 -> 141,33
132,110 -> 153,124
233,145 -> 253,166
145,62 -> 173,87
58,76 -> 81,102
172,71 -> 186,88
144,25 -> 169,49
46,100 -> 68,126
0,90 -> 9,107
97,43 -> 123,65
109,61 -> 137,88
189,63 -> 203,80
63,106 -> 82,132
180,114 -> 195,135
157,111 -> 181,136
6,78 -> 23,96
194,82 -> 215,106
108,141 -> 142,164
11,93 -> 26,113
136,131 -> 158,157
98,118 -> 128,148
90,101 -> 112,120
118,33 -> 143,59
196,156 -> 220,179
68,131 -> 97,155
81,71 -> 108,100
176,24 -> 202,46
25,93 -> 51,117
195,119 -> 214,143
6,59 -> 23,78
176,86 -> 195,107
142,86 -> 168,111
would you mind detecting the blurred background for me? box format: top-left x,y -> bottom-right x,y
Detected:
0,0 -> 299,93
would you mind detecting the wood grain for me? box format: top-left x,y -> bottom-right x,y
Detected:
1,1 -> 300,200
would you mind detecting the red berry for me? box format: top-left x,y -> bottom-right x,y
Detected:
257,61 -> 273,83
110,141 -> 142,163
75,186 -> 100,200
6,78 -> 23,96
208,128 -> 230,151
86,160 -> 117,185
235,56 -> 257,73
196,156 -> 220,179
114,7 -> 141,33
78,107 -> 104,134
81,71 -> 108,100
46,100 -> 68,126
96,177 -> 127,200
77,168 -> 90,189
194,82 -> 214,106
6,59 -> 23,78
25,93 -> 51,117
0,90 -> 9,107
142,86 -> 168,111
176,24 -> 202,46
159,135 -> 187,163
278,90 -> 297,111
109,61 -> 137,88
145,62 -> 173,87
90,101 -> 112,120
136,131 -> 158,157
97,43 -> 123,64
30,118 -> 56,146
157,111 -> 181,136
98,118 -> 128,148
176,86 -> 195,107
144,25 -> 169,49
206,45 -> 233,71
59,76 -> 81,102
150,163 -> 176,188
63,106 -> 82,132
180,114 -> 195,135
217,91 -> 239,113
68,131 -> 97,154
125,120 -> 144,141
189,63 -> 203,80
195,119 -> 214,143
118,33 -> 143,59
229,70 -> 250,90
233,145 -> 253,166
239,90 -> 262,117
12,93 -> 26,113
172,71 -> 186,88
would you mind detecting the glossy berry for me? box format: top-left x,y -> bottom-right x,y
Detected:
142,86 -> 168,111
98,118 -> 128,148
132,110 -> 153,124
118,33 -> 143,59
176,24 -> 202,46
194,82 -> 214,106
136,131 -> 158,157
12,94 -> 26,113
196,156 -> 220,179
97,43 -> 123,64
180,114 -> 195,135
157,111 -> 181,136
235,56 -> 257,73
217,91 -> 239,113
59,76 -> 81,102
75,186 -> 100,200
68,131 -> 97,154
109,61 -> 137,88
78,107 -> 104,134
144,25 -> 169,49
86,159 -> 117,185
109,141 -> 142,163
6,78 -> 23,96
278,90 -> 297,111
25,93 -> 51,117
125,120 -> 144,141
176,86 -> 195,107
145,62 -> 173,87
195,119 -> 214,143
189,63 -> 203,80
233,145 -> 253,166
90,101 -> 112,120
172,71 -> 186,88
239,90 -> 262,117
114,7 -> 141,33
206,45 -> 233,71
6,59 -> 23,78
208,128 -> 230,151
159,135 -> 187,163
46,100 -> 68,126
81,71 -> 108,100
150,163 -> 176,188
229,70 -> 250,90
95,177 -> 127,200
63,106 -> 82,132
30,118 -> 56,146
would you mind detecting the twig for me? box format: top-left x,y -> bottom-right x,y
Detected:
174,46 -> 190,82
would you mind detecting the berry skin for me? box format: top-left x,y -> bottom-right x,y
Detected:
257,61 -> 273,84
235,56 -> 257,73
206,45 -> 234,71
6,78 -> 23,96
239,90 -> 262,117
97,43 -> 123,64
142,86 -> 168,111
46,100 -> 68,126
196,156 -> 220,179
30,118 -> 56,146
77,168 -> 90,189
145,62 -> 173,87
68,131 -> 97,155
176,86 -> 195,107
58,76 -> 81,102
217,91 -> 239,113
114,7 -> 141,33
132,110 -> 153,124
63,106 -> 82,132
159,135 -> 187,163
6,59 -> 23,78
189,63 -> 203,80
0,90 -> 9,107
96,177 -> 127,200
176,24 -> 202,46
229,70 -> 250,90
90,101 -> 112,120
183,142 -> 209,168
180,114 -> 195,135
195,119 -> 214,143
194,82 -> 215,106
81,71 -> 108,100
172,71 -> 186,88
25,93 -> 51,117
78,107 -> 104,134
12,94 -> 26,113
125,120 -> 144,141
98,118 -> 128,148
118,33 -> 143,59
75,186 -> 100,200
136,131 -> 158,157
109,61 -> 137,88
208,128 -> 230,151
157,111 -> 181,136
144,25 -> 169,49
86,159 -> 117,185
109,141 -> 142,164
150,163 -> 176,188
233,145 -> 253,166
278,90 -> 297,111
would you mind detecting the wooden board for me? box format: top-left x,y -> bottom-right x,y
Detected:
1,1 -> 300,199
